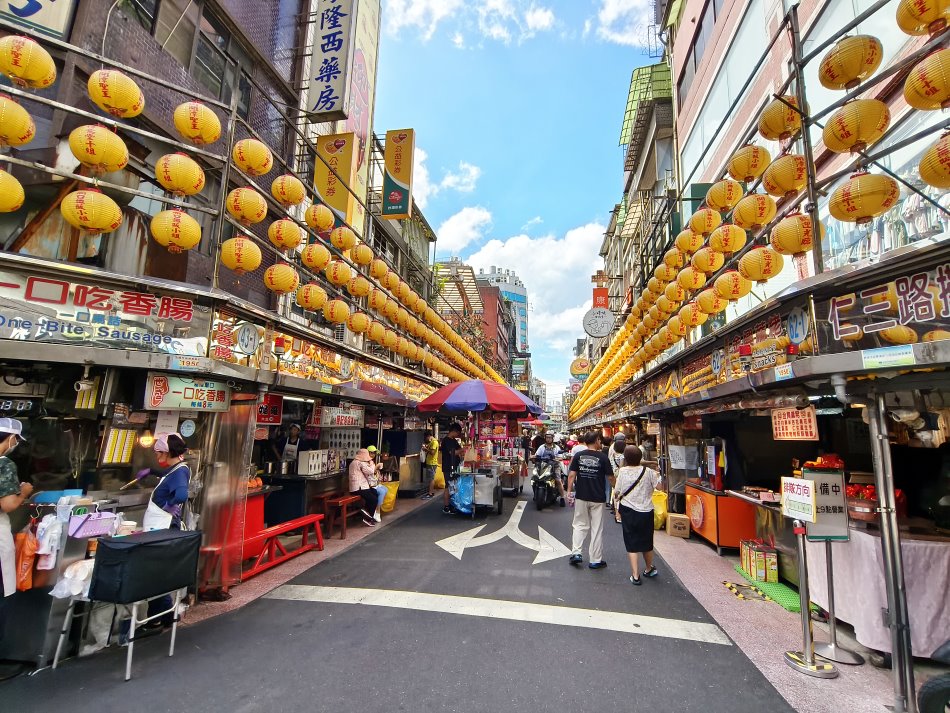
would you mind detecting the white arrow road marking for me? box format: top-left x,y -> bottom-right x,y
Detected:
265,585 -> 732,646
435,501 -> 572,564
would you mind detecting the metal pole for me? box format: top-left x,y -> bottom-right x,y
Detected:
867,394 -> 917,712
814,541 -> 865,665
788,5 -> 825,276
785,519 -> 838,678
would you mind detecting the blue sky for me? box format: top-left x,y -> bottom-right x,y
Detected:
373,0 -> 653,406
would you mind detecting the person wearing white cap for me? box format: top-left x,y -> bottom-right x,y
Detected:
142,433 -> 191,531
0,418 -> 32,627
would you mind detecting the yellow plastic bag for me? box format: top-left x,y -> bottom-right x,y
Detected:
381,481 -> 400,513
653,490 -> 668,530
433,466 -> 446,490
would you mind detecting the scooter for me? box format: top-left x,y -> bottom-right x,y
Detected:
918,640 -> 950,712
531,460 -> 562,511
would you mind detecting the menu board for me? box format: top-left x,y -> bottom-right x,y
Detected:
771,405 -> 819,441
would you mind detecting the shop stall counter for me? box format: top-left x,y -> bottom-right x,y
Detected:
685,480 -> 756,554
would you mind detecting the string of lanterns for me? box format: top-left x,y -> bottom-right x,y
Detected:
572,4 -> 948,421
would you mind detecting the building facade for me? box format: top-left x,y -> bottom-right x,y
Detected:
477,266 -> 529,354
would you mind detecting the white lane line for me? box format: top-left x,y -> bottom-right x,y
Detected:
264,584 -> 732,646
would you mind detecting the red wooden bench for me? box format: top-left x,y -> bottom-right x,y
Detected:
241,514 -> 324,579
325,494 -> 363,540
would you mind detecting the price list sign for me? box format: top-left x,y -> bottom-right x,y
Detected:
771,405 -> 819,441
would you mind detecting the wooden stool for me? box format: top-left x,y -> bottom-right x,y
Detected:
325,494 -> 362,539
309,491 -> 340,517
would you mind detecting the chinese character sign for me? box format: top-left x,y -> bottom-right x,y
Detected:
780,476 -> 817,523
257,393 -> 284,425
1,0 -> 77,38
145,373 -> 231,412
771,405 -> 819,441
306,0 -> 357,122
314,131 -> 357,227
382,128 -> 415,219
320,405 -> 364,428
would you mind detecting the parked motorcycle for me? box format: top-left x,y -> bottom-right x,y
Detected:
918,640 -> 950,713
531,460 -> 561,511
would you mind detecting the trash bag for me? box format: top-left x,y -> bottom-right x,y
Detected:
15,527 -> 38,591
451,474 -> 474,515
380,481 -> 399,513
653,490 -> 668,530
433,467 -> 446,490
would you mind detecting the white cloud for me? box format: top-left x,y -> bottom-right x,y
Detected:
385,0 -> 465,40
412,149 -> 482,209
440,161 -> 482,193
437,207 -> 494,254
593,0 -> 652,47
452,32 -> 465,48
384,0 -> 555,44
520,215 -> 543,231
412,147 -> 435,209
524,5 -> 555,32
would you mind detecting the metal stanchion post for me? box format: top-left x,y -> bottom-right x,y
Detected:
784,519 -> 838,678
814,540 -> 865,665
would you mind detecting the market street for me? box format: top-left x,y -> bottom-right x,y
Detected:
6,496 -> 795,713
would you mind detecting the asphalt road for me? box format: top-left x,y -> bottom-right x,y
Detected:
4,494 -> 796,713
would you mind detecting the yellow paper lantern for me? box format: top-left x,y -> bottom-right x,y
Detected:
155,153 -> 205,196
88,70 -> 144,118
383,271 -> 400,291
739,246 -> 785,283
382,329 -> 399,350
305,203 -> 335,233
0,36 -> 55,89
647,277 -> 664,297
232,138 -> 273,176
0,169 -> 24,212
728,144 -> 772,182
759,96 -> 801,141
271,174 -> 306,206
263,263 -> 299,294
396,280 -> 413,303
691,247 -> 725,274
654,263 -> 679,283
709,224 -> 747,255
367,288 -> 388,312
678,265 -> 707,291
296,283 -> 328,311
643,312 -> 659,331
689,207 -> 722,236
919,133 -> 950,189
330,226 -> 357,251
369,258 -> 389,280
325,259 -> 352,286
649,305 -> 664,322
346,275 -> 372,298
173,101 -> 221,145
669,315 -> 688,337
383,297 -> 399,320
226,187 -> 267,225
674,229 -> 704,255
829,171 -> 900,224
351,243 -> 374,266
301,243 -> 332,270
679,302 -> 709,327
220,236 -> 262,274
762,154 -> 809,198
732,194 -> 777,231
68,124 -> 128,174
714,271 -> 752,301
367,321 -> 387,343
819,35 -> 883,90
60,189 -> 123,234
663,248 -> 685,269
823,99 -> 890,154
770,212 -> 824,255
880,325 -> 918,345
923,329 -> 950,342
267,219 -> 303,250
322,299 -> 350,324
705,179 -> 744,212
904,48 -> 950,110
697,288 -> 728,315
897,0 -> 950,35
656,295 -> 678,315
150,209 -> 201,253
665,282 -> 687,303
0,95 -> 34,146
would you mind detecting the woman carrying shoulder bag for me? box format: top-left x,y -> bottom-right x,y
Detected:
613,445 -> 663,585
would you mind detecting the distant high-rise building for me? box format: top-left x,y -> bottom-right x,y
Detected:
476,266 -> 528,354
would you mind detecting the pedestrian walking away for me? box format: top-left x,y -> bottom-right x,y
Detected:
566,431 -> 615,569
607,432 -> 626,509
421,430 -> 439,499
613,445 -> 663,585
440,423 -> 463,514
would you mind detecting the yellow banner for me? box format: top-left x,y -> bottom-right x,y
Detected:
382,128 -> 415,220
314,131 -> 357,226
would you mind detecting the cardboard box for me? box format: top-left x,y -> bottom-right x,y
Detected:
740,539 -> 752,576
297,450 -> 323,475
750,544 -> 779,583
667,513 -> 690,538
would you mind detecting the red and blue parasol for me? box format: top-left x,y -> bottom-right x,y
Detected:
417,380 -> 542,415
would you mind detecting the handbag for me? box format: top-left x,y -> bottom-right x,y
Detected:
614,467 -> 647,523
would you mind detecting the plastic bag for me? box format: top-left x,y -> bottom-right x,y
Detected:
433,467 -> 445,490
15,527 -> 38,591
653,490 -> 668,530
381,482 -> 399,513
451,475 -> 474,515
50,559 -> 95,599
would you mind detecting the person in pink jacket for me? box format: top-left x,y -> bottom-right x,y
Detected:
349,449 -> 380,527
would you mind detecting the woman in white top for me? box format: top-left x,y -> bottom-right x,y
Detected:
613,445 -> 663,585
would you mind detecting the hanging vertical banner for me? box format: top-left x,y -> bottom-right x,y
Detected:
593,287 -> 609,308
306,0 -> 357,121
314,131 -> 357,226
382,129 -> 415,219
335,0 -> 380,236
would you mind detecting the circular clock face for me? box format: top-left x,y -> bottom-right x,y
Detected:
583,307 -> 615,338
234,322 -> 262,355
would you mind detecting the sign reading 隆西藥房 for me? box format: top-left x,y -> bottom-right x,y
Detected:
306,0 -> 357,121
781,476 -> 817,523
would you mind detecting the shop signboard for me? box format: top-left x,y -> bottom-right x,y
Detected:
403,415 -> 424,430
771,405 -> 819,441
0,269 -> 211,356
1,0 -> 77,38
155,410 -> 179,439
320,404 -> 364,427
306,0 -> 357,121
781,477 -> 817,523
314,131 -> 358,227
257,393 -> 284,425
804,469 -> 849,542
582,307 -> 615,338
382,128 -> 415,219
569,357 -> 591,377
144,373 -> 231,412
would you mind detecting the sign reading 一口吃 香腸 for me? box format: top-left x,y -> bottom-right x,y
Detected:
145,374 -> 231,412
